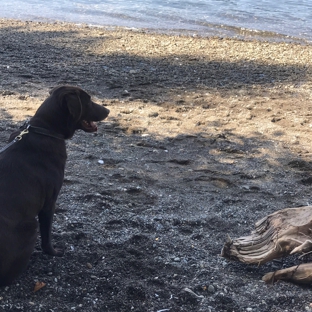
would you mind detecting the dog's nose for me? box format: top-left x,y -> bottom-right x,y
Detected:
104,107 -> 110,116
102,107 -> 110,119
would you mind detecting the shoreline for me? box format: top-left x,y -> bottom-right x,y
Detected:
1,16 -> 310,45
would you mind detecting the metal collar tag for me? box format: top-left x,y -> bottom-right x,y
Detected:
14,125 -> 30,141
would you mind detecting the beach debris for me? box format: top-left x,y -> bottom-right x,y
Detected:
183,287 -> 204,299
221,206 -> 312,284
34,281 -> 46,293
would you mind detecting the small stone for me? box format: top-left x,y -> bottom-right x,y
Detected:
246,104 -> 253,110
173,257 -> 181,262
86,262 -> 93,269
208,285 -> 215,293
98,159 -> 104,164
121,90 -> 130,97
246,308 -> 253,312
18,95 -> 28,100
148,112 -> 159,118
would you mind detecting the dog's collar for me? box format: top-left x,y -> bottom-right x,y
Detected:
27,125 -> 65,140
0,121 -> 65,155
18,121 -> 65,140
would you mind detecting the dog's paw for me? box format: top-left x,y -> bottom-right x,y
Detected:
42,245 -> 64,257
53,248 -> 64,257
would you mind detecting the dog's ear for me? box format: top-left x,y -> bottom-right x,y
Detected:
49,86 -> 85,122
65,90 -> 83,123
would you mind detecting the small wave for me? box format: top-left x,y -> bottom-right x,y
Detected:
0,0 -> 311,42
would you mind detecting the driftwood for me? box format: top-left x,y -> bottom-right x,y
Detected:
221,206 -> 312,284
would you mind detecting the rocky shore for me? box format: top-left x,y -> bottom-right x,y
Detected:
1,18 -> 312,311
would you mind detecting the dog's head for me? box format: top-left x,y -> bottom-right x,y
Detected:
34,86 -> 110,139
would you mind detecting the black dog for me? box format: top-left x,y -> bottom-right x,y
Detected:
0,86 -> 109,286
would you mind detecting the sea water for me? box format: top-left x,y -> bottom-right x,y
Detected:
0,0 -> 311,41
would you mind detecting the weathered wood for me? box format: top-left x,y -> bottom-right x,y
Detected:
221,206 -> 312,284
263,263 -> 312,284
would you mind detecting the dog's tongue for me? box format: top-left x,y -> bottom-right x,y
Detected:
89,121 -> 97,131
82,120 -> 97,132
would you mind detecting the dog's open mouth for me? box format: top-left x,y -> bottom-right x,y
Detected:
80,120 -> 98,132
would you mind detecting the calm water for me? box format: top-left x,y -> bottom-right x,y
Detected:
0,0 -> 312,41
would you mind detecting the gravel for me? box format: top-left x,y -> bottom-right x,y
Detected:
0,18 -> 312,311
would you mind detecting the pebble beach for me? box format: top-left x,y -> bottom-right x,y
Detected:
1,17 -> 312,312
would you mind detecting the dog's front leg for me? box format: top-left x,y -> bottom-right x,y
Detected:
38,203 -> 63,256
